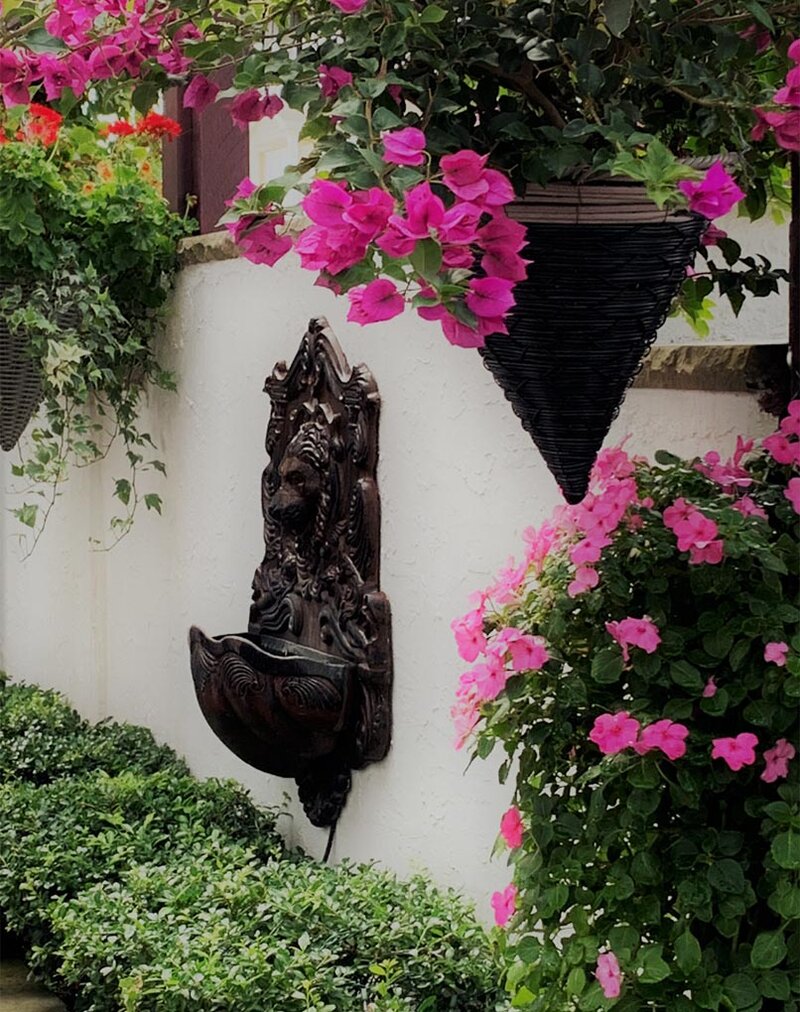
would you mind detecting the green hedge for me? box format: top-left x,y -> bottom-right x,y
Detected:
0,677 -> 505,1011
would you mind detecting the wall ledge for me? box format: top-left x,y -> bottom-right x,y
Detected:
174,244 -> 789,398
635,343 -> 788,392
179,231 -> 239,266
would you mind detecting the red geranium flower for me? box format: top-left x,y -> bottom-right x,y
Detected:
135,112 -> 182,140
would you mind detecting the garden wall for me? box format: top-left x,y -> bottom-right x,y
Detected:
0,244 -> 781,916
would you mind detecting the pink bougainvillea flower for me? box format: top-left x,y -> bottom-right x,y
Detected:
790,38 -> 800,62
303,179 -> 353,227
375,222 -> 417,258
440,313 -> 485,349
381,126 -> 426,166
479,214 -> 528,254
491,884 -> 518,927
786,477 -> 800,514
391,182 -> 445,238
225,176 -> 257,206
703,676 -> 718,698
474,168 -> 516,208
774,66 -> 800,107
347,279 -> 404,325
329,0 -> 369,10
157,46 -> 194,75
712,733 -> 759,771
500,806 -> 524,849
318,63 -> 353,99
764,641 -> 789,666
438,202 -> 482,245
605,617 -> 661,664
230,89 -> 283,128
440,149 -> 490,200
678,161 -> 745,219
183,74 -> 220,112
568,565 -> 599,597
635,719 -> 689,760
465,277 -> 515,319
589,712 -> 641,755
766,109 -> 800,151
761,739 -> 796,783
739,23 -> 772,53
595,951 -> 623,999
342,187 -> 394,238
700,223 -> 728,246
236,218 -> 292,266
0,49 -> 20,85
451,609 -> 487,662
482,246 -> 529,281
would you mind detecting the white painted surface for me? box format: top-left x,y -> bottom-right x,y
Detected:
0,252 -> 778,917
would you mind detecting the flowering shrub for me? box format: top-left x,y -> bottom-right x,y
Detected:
0,106 -> 191,547
1,2 -> 797,344
453,405 -> 800,1009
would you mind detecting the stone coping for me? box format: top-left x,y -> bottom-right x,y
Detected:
177,234 -> 788,394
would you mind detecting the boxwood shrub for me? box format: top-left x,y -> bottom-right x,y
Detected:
0,678 -> 505,1011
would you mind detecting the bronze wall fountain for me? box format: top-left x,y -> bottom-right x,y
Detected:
189,320 -> 392,828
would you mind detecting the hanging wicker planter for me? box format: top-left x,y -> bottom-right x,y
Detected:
480,181 -> 707,503
0,282 -> 42,453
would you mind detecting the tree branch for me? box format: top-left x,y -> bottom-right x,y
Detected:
477,61 -> 567,131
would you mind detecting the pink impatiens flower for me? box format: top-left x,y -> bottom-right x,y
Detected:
451,609 -> 486,662
635,719 -> 689,760
605,616 -> 661,664
494,628 -> 550,671
678,161 -> 745,219
595,951 -> 623,999
589,712 -> 641,755
500,806 -> 524,848
761,739 -> 796,783
785,478 -> 800,515
381,126 -> 426,166
703,677 -> 718,698
712,733 -> 759,771
491,884 -> 518,927
568,565 -> 599,598
764,641 -> 789,666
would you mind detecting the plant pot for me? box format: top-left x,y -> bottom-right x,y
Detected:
0,284 -> 42,452
480,181 -> 707,503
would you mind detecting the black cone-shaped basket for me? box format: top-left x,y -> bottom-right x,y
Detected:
480,183 -> 707,503
0,283 -> 42,452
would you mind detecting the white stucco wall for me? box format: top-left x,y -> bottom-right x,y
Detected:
0,251 -> 780,918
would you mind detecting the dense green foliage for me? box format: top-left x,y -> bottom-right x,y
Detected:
464,426 -> 800,1009
0,115 -> 191,546
0,678 -> 505,1012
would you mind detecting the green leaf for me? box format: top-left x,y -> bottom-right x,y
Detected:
601,0 -> 634,36
723,973 -> 761,1010
750,931 -> 787,970
742,0 -> 775,30
14,503 -> 38,528
144,494 -> 162,515
758,969 -> 791,1000
638,945 -> 670,983
702,628 -> 733,660
419,4 -> 447,23
674,931 -> 702,975
669,660 -> 704,692
409,238 -> 443,282
566,967 -> 586,996
772,831 -> 800,869
591,649 -> 624,684
707,859 -> 745,894
114,479 -> 131,506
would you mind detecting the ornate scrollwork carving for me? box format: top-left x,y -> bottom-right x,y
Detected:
190,320 -> 392,828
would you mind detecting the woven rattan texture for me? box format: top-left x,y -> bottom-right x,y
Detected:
481,215 -> 707,503
0,285 -> 42,453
